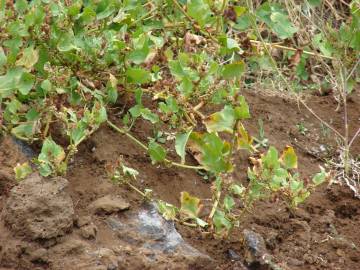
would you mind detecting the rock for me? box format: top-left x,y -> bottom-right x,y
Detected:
79,223 -> 97,239
76,215 -> 92,228
226,249 -> 241,261
89,195 -> 130,214
106,203 -> 213,269
1,174 -> 74,240
329,236 -> 357,250
242,229 -> 268,265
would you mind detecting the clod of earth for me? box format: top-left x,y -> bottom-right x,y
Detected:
1,174 -> 74,240
88,194 -> 130,214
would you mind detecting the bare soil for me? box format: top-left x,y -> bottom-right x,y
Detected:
0,90 -> 359,270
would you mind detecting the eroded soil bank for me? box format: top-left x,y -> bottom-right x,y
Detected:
1,90 -> 359,270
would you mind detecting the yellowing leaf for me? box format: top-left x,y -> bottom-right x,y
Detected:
16,46 -> 39,69
280,146 -> 297,169
237,123 -> 253,151
204,105 -> 235,133
180,191 -> 202,218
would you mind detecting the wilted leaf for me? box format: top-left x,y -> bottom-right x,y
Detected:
14,162 -> 32,181
157,200 -> 178,220
16,46 -> 39,69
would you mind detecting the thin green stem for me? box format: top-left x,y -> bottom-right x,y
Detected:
107,120 -> 205,171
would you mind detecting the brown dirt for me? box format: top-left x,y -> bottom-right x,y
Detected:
0,90 -> 359,270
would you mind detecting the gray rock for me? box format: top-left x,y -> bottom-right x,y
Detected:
106,203 -> 213,269
89,195 -> 130,214
243,229 -> 268,264
2,174 -> 74,240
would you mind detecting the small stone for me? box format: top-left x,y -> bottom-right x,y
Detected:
76,215 -> 92,228
29,248 -> 48,263
89,195 -> 130,214
226,249 -> 241,261
336,249 -> 346,257
80,223 -> 97,239
329,236 -> 357,250
91,248 -> 118,270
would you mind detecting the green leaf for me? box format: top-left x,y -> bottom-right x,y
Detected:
126,68 -> 150,84
11,123 -> 35,139
175,129 -> 192,164
141,108 -> 159,124
148,140 -> 166,163
14,162 -> 32,181
57,31 -> 78,52
213,210 -> 232,233
16,46 -> 39,69
224,195 -> 235,212
204,105 -> 235,133
280,146 -> 298,169
234,95 -> 250,119
263,146 -> 280,169
187,0 -> 212,27
222,61 -> 246,79
41,79 -> 52,93
18,72 -> 35,95
312,167 -> 327,186
37,138 -> 66,176
0,68 -> 23,98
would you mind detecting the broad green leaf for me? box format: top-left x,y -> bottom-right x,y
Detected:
18,72 -> 35,95
14,162 -> 32,181
16,46 -> 39,69
263,146 -> 280,169
222,61 -> 246,79
57,31 -> 78,52
11,123 -> 35,139
270,168 -> 288,190
41,79 -> 52,93
223,195 -> 235,212
141,108 -> 159,124
280,146 -> 298,169
0,68 -> 23,98
175,129 -> 192,164
148,140 -> 166,163
187,0 -> 212,27
204,105 -> 235,133
213,209 -> 232,233
126,68 -> 150,84
234,96 -> 250,119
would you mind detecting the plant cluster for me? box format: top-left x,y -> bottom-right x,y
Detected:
1,0 -> 357,235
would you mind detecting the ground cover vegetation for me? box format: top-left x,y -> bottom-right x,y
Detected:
0,0 -> 359,236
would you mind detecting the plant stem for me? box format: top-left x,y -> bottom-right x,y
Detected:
107,120 -> 205,171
